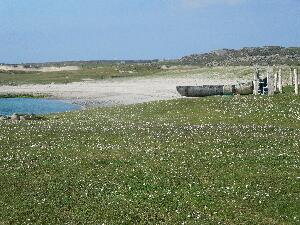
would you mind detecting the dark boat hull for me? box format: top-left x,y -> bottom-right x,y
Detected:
176,85 -> 234,97
177,82 -> 253,97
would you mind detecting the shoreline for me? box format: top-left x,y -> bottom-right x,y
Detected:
0,74 -> 243,108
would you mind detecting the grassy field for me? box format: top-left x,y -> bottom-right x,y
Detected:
0,87 -> 299,224
1,64 -> 298,86
0,64 -> 161,85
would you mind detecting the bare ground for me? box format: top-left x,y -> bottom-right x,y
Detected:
0,65 -> 80,72
0,74 -> 246,107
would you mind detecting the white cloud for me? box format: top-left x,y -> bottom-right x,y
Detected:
182,0 -> 243,8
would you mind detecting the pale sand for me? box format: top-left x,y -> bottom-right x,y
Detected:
0,65 -> 80,72
0,74 -> 245,107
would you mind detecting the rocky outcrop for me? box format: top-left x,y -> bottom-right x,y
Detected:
0,114 -> 45,122
179,46 -> 300,66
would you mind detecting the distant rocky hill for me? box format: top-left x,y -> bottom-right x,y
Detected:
179,46 -> 300,66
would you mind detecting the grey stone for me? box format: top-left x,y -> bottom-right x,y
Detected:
19,116 -> 26,121
0,116 -> 7,121
235,82 -> 254,95
10,113 -> 20,121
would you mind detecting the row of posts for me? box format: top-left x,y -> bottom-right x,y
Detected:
254,67 -> 299,95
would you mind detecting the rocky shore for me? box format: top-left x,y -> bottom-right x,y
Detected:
0,72 -> 241,108
0,113 -> 45,122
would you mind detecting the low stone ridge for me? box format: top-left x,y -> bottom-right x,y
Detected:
179,46 -> 300,66
0,113 -> 45,121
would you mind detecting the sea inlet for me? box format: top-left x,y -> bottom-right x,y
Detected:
0,98 -> 80,116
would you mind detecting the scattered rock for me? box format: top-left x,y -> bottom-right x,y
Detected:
0,114 -> 46,122
179,46 -> 300,66
19,116 -> 26,121
0,116 -> 8,121
10,113 -> 20,121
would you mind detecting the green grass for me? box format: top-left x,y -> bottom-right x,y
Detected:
0,64 -> 161,85
1,64 -> 297,86
0,87 -> 299,224
157,65 -> 255,79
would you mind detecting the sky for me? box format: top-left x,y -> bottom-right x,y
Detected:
0,0 -> 300,63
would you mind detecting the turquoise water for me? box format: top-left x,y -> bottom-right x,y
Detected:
0,98 -> 80,116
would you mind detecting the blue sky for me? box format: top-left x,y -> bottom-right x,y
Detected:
0,0 -> 300,63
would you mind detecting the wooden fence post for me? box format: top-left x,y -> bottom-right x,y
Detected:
274,71 -> 278,92
278,68 -> 283,93
253,68 -> 260,95
295,68 -> 299,95
267,67 -> 275,96
290,67 -> 294,85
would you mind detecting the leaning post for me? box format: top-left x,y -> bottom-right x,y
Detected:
295,68 -> 299,95
278,68 -> 283,93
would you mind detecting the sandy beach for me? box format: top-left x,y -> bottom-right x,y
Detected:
0,74 -> 244,107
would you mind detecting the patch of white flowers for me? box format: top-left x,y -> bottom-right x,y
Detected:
0,95 -> 299,224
